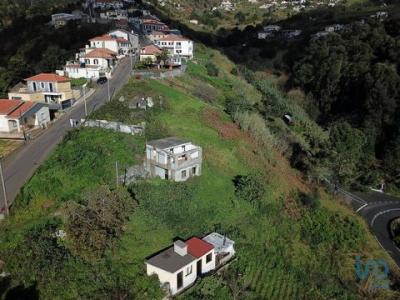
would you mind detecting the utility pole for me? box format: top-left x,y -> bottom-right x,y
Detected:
83,83 -> 88,117
107,79 -> 111,102
115,161 -> 119,187
0,159 -> 9,217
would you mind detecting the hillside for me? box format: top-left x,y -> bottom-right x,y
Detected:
1,43 -> 399,299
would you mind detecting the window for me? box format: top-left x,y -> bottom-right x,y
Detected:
94,59 -> 99,65
185,265 -> 192,276
181,170 -> 187,178
41,82 -> 45,88
206,253 -> 212,263
176,42 -> 181,46
176,50 -> 182,54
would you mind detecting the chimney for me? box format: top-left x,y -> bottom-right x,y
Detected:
174,240 -> 187,256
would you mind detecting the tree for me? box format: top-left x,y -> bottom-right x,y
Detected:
65,185 -> 136,260
156,49 -> 170,66
328,122 -> 367,184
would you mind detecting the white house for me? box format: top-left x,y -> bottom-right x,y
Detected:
93,0 -> 124,9
108,29 -> 139,53
141,18 -> 169,33
99,9 -> 128,20
51,13 -> 81,28
155,35 -> 193,59
89,34 -> 131,55
146,237 -> 216,295
144,137 -> 202,182
0,99 -> 50,133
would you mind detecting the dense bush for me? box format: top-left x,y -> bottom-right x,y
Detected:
65,186 -> 136,260
298,191 -> 320,210
205,62 -> 219,77
233,173 -> 266,206
301,209 -> 365,250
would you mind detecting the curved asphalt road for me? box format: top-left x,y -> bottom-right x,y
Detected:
0,58 -> 132,213
356,192 -> 400,267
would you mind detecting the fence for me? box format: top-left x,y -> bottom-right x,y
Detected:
132,64 -> 187,79
71,119 -> 145,135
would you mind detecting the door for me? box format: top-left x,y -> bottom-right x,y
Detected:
177,271 -> 183,290
197,259 -> 202,276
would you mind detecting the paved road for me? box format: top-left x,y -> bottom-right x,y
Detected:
0,58 -> 132,212
356,192 -> 400,267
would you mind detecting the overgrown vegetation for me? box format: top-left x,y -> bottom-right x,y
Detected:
1,42 -> 399,300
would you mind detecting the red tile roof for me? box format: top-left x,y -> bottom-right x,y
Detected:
7,102 -> 35,118
141,44 -> 162,55
158,34 -> 190,42
25,73 -> 70,83
0,99 -> 37,118
90,34 -> 116,41
0,100 -> 22,114
90,34 -> 129,44
186,237 -> 214,258
84,48 -> 117,59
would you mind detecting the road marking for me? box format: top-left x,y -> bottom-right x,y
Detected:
356,203 -> 368,212
371,208 -> 400,227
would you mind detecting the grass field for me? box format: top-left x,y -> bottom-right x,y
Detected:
1,44 -> 399,299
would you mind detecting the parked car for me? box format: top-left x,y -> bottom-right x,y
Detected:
97,77 -> 108,84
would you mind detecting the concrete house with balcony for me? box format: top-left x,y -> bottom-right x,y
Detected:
146,237 -> 215,295
89,34 -> 131,55
145,137 -> 202,182
64,48 -> 117,79
8,73 -> 78,110
155,35 -> 193,59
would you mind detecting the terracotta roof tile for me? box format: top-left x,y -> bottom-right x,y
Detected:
25,73 -> 70,82
158,34 -> 190,42
84,48 -> 117,58
141,44 -> 162,55
186,237 -> 214,258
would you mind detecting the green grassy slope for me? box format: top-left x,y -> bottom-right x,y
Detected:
0,44 -> 399,299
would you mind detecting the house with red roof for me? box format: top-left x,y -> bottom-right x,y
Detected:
89,34 -> 131,55
0,99 -> 50,133
146,237 -> 216,295
139,44 -> 163,63
155,34 -> 194,59
8,73 -> 77,110
141,18 -> 169,33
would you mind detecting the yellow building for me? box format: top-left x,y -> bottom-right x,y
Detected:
8,73 -> 78,110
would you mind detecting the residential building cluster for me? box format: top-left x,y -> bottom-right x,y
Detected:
135,14 -> 194,67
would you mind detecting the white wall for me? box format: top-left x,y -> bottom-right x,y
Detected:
65,66 -> 101,79
146,261 -> 197,295
80,57 -> 109,68
199,249 -> 216,274
34,106 -> 50,126
0,115 -> 15,132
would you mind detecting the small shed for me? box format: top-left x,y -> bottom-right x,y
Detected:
202,232 -> 235,266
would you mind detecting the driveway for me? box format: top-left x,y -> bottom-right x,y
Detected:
0,58 -> 132,213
